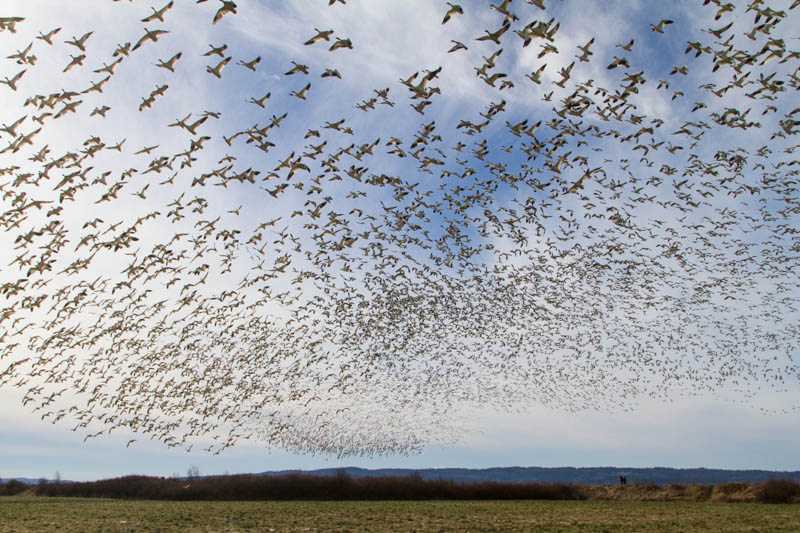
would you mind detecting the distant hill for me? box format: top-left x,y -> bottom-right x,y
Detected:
4,477 -> 55,485
256,466 -> 800,486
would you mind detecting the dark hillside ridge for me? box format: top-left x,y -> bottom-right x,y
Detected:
256,467 -> 800,486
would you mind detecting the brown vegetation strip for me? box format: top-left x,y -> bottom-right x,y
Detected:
4,473 -> 799,503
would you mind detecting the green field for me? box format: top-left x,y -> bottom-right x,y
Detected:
2,496 -> 800,532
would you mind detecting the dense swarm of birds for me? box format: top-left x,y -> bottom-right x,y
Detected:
0,0 -> 799,456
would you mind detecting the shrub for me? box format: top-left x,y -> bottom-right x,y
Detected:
0,479 -> 28,495
687,484 -> 713,501
758,478 -> 800,503
715,482 -> 748,494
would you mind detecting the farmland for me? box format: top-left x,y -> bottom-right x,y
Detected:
2,496 -> 800,532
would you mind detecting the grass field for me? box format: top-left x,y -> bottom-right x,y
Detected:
2,496 -> 800,532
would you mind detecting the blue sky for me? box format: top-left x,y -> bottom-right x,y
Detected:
1,0 -> 799,481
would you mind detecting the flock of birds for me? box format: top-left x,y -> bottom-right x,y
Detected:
0,0 -> 799,456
